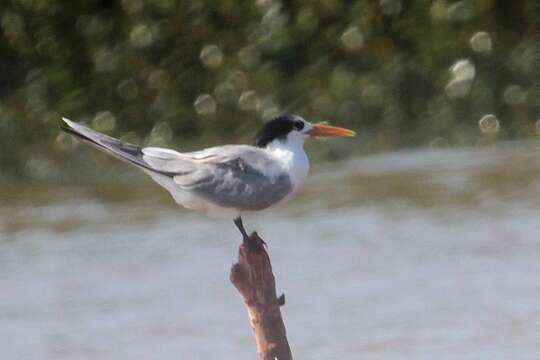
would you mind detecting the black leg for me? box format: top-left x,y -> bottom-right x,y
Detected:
234,216 -> 250,242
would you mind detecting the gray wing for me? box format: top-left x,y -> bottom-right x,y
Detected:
174,146 -> 293,210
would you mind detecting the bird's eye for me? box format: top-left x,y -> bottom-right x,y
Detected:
294,121 -> 304,131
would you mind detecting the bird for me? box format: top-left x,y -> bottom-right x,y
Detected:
60,115 -> 355,243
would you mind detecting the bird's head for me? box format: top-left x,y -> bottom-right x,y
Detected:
254,115 -> 356,148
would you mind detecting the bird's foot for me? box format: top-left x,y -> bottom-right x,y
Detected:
243,231 -> 266,250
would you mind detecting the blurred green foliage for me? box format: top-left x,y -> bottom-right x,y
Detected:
1,0 -> 540,181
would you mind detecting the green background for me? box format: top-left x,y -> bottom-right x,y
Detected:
1,0 -> 539,181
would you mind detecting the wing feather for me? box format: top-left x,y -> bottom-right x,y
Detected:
173,147 -> 292,210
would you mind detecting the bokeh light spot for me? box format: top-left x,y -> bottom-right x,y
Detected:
341,26 -> 364,52
146,121 -> 172,146
478,114 -> 500,134
92,111 -> 117,133
446,59 -> 475,98
200,44 -> 223,68
470,31 -> 492,54
260,96 -> 280,119
503,85 -> 527,106
129,24 -> 154,48
194,94 -> 217,115
447,0 -> 474,22
238,90 -> 261,112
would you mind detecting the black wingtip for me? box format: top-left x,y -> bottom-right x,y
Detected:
59,117 -> 73,133
59,118 -> 85,142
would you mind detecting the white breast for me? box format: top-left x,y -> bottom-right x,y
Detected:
264,138 -> 310,190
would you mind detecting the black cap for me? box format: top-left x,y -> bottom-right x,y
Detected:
254,115 -> 305,148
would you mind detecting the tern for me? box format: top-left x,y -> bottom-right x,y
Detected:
60,115 -> 355,242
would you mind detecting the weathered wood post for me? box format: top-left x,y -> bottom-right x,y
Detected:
230,232 -> 293,360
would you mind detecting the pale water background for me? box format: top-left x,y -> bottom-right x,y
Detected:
2,143 -> 540,359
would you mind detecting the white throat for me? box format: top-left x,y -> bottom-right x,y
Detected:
264,134 -> 309,189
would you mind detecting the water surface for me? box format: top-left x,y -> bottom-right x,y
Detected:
2,143 -> 540,359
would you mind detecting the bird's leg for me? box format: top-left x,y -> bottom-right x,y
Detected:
234,216 -> 250,243
233,217 -> 267,249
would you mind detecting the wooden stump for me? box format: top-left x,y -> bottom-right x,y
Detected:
230,232 -> 293,360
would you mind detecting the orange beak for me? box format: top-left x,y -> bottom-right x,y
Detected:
307,123 -> 356,137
